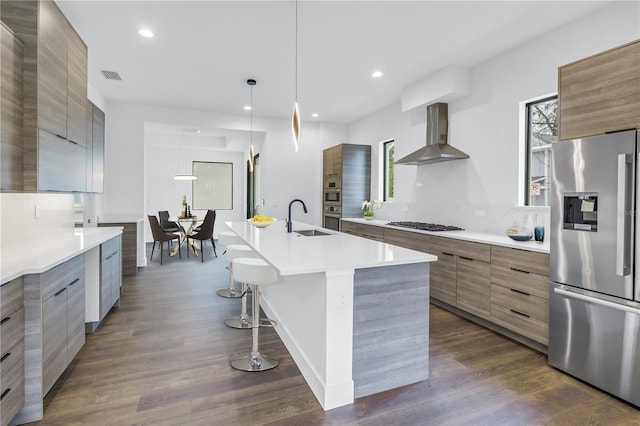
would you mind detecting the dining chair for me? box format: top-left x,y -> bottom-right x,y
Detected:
187,210 -> 217,262
158,210 -> 182,233
192,209 -> 215,234
148,215 -> 181,265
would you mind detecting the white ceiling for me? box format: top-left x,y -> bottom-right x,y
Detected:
57,0 -> 611,125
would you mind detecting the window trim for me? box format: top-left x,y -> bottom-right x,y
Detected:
518,92 -> 557,207
382,139 -> 394,202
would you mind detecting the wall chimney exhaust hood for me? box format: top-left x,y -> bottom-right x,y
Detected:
395,103 -> 469,165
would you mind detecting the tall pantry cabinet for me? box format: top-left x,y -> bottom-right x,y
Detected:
1,0 -> 89,192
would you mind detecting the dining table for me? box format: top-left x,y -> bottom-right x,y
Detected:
169,215 -> 204,257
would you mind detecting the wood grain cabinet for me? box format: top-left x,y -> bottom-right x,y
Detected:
342,221 -> 384,242
41,254 -> 85,395
86,102 -> 105,193
0,22 -> 24,192
558,39 -> 640,140
100,236 -> 122,320
455,241 -> 491,320
0,277 -> 25,426
490,246 -> 550,345
1,0 -> 89,192
427,236 -> 457,306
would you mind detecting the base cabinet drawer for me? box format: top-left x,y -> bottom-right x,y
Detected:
0,307 -> 24,353
0,341 -> 25,426
1,277 -> 24,318
491,284 -> 548,323
491,303 -> 549,345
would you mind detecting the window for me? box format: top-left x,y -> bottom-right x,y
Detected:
383,140 -> 394,201
525,96 -> 557,206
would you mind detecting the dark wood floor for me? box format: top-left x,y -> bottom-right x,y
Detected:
27,243 -> 639,425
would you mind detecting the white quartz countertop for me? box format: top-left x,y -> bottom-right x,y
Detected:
224,220 -> 436,276
98,215 -> 144,223
343,218 -> 550,254
1,227 -> 123,284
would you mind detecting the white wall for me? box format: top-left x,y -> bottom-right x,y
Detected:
144,132 -> 245,241
348,1 -> 640,234
102,102 -> 348,245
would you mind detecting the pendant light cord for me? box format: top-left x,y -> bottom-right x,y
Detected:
295,0 -> 298,103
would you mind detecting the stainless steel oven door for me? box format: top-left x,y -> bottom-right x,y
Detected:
324,214 -> 341,231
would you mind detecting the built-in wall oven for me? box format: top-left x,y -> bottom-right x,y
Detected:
323,205 -> 341,231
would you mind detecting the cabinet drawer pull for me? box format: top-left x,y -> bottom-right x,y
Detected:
69,278 -> 80,287
459,256 -> 474,261
55,134 -> 66,140
441,252 -> 455,257
68,139 -> 79,145
54,287 -> 67,297
510,267 -> 530,274
510,309 -> 530,318
510,288 -> 530,296
0,388 -> 11,400
0,352 -> 11,363
0,317 -> 10,326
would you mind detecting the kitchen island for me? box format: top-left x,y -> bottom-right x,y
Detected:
224,220 -> 437,410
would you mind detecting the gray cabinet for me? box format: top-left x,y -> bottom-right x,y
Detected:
1,0 -> 88,192
86,101 -> 105,193
41,254 -> 85,395
37,129 -> 86,192
100,236 -> 121,320
0,277 -> 25,426
98,222 -> 137,275
0,23 -> 24,192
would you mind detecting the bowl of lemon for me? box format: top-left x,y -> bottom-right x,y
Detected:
248,214 -> 276,228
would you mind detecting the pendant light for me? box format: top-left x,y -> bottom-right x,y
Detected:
248,78 -> 256,172
291,0 -> 300,152
174,131 -> 197,180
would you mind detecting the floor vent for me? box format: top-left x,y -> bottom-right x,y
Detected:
101,70 -> 122,81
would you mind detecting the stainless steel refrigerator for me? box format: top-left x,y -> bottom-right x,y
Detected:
549,129 -> 639,406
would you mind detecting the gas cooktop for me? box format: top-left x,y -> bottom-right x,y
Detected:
386,221 -> 465,232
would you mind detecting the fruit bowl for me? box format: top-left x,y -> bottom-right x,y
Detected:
248,217 -> 276,228
506,226 -> 532,241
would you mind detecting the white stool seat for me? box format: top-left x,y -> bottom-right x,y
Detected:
219,231 -> 243,247
230,257 -> 279,372
226,244 -> 259,261
223,245 -> 260,328
232,258 -> 277,285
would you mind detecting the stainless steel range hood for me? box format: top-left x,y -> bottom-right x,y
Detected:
395,103 -> 469,165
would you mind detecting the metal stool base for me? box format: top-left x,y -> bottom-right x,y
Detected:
231,354 -> 278,372
217,287 -> 242,298
225,316 -> 252,329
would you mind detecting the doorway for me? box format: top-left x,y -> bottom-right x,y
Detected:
247,153 -> 260,218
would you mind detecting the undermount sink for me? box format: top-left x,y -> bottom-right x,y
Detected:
294,229 -> 331,237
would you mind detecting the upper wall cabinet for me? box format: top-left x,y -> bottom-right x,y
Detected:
0,23 -> 24,192
1,0 -> 88,192
558,39 -> 640,140
85,101 -> 104,193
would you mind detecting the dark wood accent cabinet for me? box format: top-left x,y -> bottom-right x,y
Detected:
558,39 -> 640,140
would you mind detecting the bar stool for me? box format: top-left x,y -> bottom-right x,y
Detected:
217,231 -> 244,298
230,257 -> 278,372
224,244 -> 259,329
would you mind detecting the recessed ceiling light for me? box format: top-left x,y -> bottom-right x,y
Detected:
138,28 -> 154,38
243,105 -> 252,111
372,71 -> 384,78
311,113 -> 319,118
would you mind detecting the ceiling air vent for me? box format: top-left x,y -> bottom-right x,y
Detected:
101,70 -> 122,81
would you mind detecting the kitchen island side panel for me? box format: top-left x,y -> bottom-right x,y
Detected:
353,262 -> 430,398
